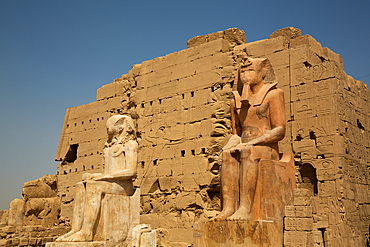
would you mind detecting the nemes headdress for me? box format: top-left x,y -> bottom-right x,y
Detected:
232,57 -> 278,108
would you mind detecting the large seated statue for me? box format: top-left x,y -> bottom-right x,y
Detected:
193,58 -> 295,246
54,115 -> 146,244
213,57 -> 288,221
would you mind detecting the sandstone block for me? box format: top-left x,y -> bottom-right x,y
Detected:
269,27 -> 302,40
7,199 -> 24,227
19,237 -> 28,246
290,34 -> 323,57
284,231 -> 308,247
284,217 -> 314,231
22,175 -> 57,199
246,36 -> 288,57
285,205 -> 313,218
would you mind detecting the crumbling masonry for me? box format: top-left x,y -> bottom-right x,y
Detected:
1,27 -> 369,246
55,27 -> 370,246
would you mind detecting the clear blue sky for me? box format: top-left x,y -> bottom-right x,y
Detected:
1,0 -> 369,210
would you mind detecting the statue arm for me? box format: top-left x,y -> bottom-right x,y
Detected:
247,89 -> 286,146
82,173 -> 103,182
223,99 -> 242,150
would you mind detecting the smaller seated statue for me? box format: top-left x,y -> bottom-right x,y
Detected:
56,115 -> 138,242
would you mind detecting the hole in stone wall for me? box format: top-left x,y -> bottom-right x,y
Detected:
202,148 -> 206,154
148,179 -> 160,193
81,121 -> 84,125
159,99 -> 162,104
153,159 -> 158,165
182,94 -> 184,99
181,150 -> 185,157
83,165 -> 85,171
101,117 -> 104,120
141,103 -> 144,108
318,228 -> 326,247
150,101 -> 153,106
67,124 -> 69,128
191,91 -> 194,97
309,130 -> 317,146
211,87 -> 214,92
303,61 -> 312,68
309,131 -> 316,140
69,169 -> 71,173
64,144 -> 78,162
299,163 -> 318,195
295,134 -> 303,141
191,149 -> 195,156
74,123 -> 77,126
357,119 -> 365,130
89,119 -> 91,123
97,118 -> 99,121
141,161 -> 145,168
75,168 -> 77,172
91,165 -> 94,169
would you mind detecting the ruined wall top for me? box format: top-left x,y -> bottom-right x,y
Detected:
186,28 -> 246,48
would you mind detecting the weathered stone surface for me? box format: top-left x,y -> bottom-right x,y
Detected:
193,220 -> 283,247
7,199 -> 24,227
187,28 -> 246,48
22,174 -> 57,199
269,27 -> 302,40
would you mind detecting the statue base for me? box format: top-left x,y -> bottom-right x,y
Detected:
46,242 -> 106,247
46,225 -> 157,247
193,220 -> 282,247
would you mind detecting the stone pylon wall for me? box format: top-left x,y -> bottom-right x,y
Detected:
55,27 -> 370,246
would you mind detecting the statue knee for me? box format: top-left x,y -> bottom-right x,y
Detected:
240,146 -> 252,158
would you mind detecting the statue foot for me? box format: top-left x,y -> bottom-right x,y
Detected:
63,230 -> 93,242
228,207 -> 250,220
211,210 -> 234,221
55,230 -> 78,242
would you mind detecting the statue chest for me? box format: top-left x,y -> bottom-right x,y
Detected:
104,145 -> 126,174
239,103 -> 271,136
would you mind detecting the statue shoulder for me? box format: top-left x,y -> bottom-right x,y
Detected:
124,140 -> 138,152
266,87 -> 284,101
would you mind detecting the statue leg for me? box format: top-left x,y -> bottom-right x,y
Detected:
229,146 -> 257,220
212,150 -> 239,221
55,182 -> 85,242
63,181 -> 103,242
63,180 -> 131,242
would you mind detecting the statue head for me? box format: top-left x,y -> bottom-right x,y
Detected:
106,115 -> 136,145
233,57 -> 277,105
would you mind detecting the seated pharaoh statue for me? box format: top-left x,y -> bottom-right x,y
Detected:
213,57 -> 288,221
56,115 -> 138,242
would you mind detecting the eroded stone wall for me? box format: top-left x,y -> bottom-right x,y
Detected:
51,27 -> 370,246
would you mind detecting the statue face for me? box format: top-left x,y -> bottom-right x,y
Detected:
107,124 -> 121,139
239,64 -> 263,86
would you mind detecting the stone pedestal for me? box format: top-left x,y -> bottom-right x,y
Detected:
194,153 -> 296,247
193,220 -> 283,247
